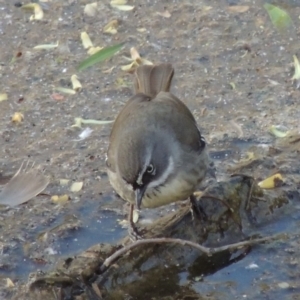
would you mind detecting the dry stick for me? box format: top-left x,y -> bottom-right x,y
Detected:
230,173 -> 256,210
245,177 -> 256,210
99,234 -> 283,273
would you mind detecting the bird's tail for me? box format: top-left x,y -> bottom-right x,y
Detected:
134,63 -> 174,98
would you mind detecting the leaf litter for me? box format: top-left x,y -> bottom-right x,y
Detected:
121,47 -> 153,72
21,3 -> 44,21
71,117 -> 114,128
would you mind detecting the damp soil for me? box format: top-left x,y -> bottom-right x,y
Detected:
0,0 -> 300,299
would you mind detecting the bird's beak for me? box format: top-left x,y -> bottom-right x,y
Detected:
135,186 -> 147,209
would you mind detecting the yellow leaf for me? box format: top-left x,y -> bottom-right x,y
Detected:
110,4 -> 134,11
81,32 -> 94,49
6,278 -> 15,288
0,93 -> 8,102
22,3 -> 44,20
71,74 -> 82,91
121,61 -> 138,71
84,2 -> 98,17
156,10 -> 171,18
54,87 -> 76,95
33,41 -> 59,50
137,28 -> 147,33
51,194 -> 69,203
71,117 -> 114,128
70,182 -> 83,192
291,55 -> 300,81
11,112 -> 24,123
130,47 -> 141,61
87,46 -> 103,56
59,179 -> 70,186
269,125 -> 289,138
103,20 -> 118,35
111,0 -> 127,4
258,173 -> 283,189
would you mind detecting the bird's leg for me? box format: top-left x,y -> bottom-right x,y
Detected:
189,194 -> 207,222
128,204 -> 142,241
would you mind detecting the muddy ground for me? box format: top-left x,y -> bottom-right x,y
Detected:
0,0 -> 300,299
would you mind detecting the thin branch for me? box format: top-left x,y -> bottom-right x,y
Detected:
99,233 -> 284,273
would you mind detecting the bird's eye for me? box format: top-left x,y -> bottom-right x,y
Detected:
146,164 -> 154,174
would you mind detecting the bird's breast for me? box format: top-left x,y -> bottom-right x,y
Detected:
107,168 -> 197,208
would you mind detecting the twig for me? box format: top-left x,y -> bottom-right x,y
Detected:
99,233 -> 283,273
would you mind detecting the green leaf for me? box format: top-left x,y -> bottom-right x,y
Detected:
77,43 -> 124,71
264,3 -> 293,32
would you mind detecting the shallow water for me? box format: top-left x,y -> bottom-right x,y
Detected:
0,0 -> 300,298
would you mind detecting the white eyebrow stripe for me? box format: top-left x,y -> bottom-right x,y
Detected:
136,150 -> 152,185
147,156 -> 174,189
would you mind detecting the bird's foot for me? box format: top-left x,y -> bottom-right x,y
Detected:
189,194 -> 207,222
128,222 -> 143,241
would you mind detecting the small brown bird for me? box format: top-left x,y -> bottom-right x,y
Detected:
106,63 -> 209,233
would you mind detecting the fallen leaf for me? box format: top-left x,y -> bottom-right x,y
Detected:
84,2 -> 98,17
6,278 -> 14,288
258,173 -> 283,189
81,32 -> 94,49
130,47 -> 141,61
291,55 -> 300,81
71,117 -> 114,128
110,4 -> 134,11
22,3 -> 44,20
51,194 -> 69,203
59,179 -> 70,186
71,74 -> 82,91
87,46 -> 103,56
0,93 -> 8,102
111,0 -> 127,4
121,47 -> 153,72
264,3 -> 293,32
121,61 -> 138,71
76,127 -> 93,141
33,41 -> 59,50
269,125 -> 289,138
11,112 -> 24,123
156,10 -> 171,18
103,20 -> 119,35
54,87 -> 76,95
103,66 -> 115,73
70,182 -> 83,192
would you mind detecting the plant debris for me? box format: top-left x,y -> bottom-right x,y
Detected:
103,20 -> 119,35
121,47 -> 153,72
11,112 -> 24,123
70,182 -> 83,192
22,3 -> 44,21
258,173 -> 283,189
71,75 -> 82,91
0,93 -> 8,102
71,117 -> 114,128
110,0 -> 134,11
84,2 -> 98,17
